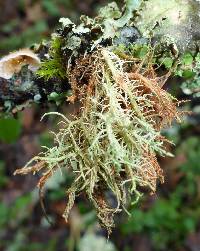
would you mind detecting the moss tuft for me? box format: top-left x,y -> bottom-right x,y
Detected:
37,36 -> 66,80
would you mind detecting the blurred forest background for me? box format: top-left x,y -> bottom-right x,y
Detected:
0,1 -> 200,251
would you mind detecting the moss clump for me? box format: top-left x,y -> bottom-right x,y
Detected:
15,47 -> 181,233
37,36 -> 66,80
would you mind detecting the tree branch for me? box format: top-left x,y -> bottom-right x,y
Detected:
0,0 -> 200,113
0,69 -> 70,113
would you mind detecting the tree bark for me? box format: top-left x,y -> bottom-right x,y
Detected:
0,70 -> 70,113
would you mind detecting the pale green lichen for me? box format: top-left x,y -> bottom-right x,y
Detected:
13,0 -> 198,234
134,0 -> 200,52
15,48 -> 180,232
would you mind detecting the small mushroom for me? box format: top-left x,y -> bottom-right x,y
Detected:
0,49 -> 40,80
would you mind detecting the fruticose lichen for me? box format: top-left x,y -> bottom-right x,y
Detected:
15,46 -> 182,232
13,0 -> 194,233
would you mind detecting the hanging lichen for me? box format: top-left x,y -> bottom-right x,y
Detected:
12,0 -> 195,234
15,46 -> 182,233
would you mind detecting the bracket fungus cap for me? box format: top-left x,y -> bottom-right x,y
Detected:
0,49 -> 40,80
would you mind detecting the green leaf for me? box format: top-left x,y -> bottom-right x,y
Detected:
130,44 -> 149,59
183,218 -> 196,232
162,57 -> 174,69
0,118 -> 21,143
181,53 -> 193,65
182,69 -> 195,79
42,0 -> 60,16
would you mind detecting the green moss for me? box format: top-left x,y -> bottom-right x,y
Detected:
37,36 -> 66,80
172,52 -> 200,96
113,43 -> 150,59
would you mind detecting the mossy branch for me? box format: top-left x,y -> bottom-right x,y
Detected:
0,0 -> 200,233
1,0 -> 200,112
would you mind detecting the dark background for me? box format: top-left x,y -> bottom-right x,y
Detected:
0,1 -> 200,251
